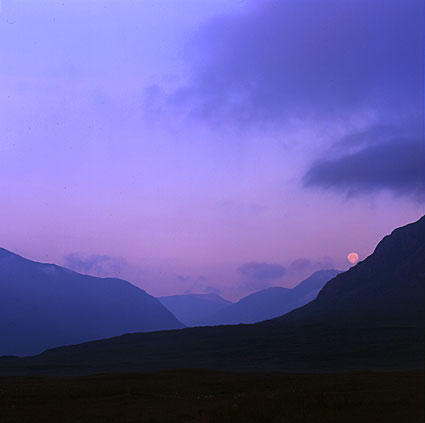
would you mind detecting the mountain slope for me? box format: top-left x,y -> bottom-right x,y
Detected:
0,249 -> 184,356
205,269 -> 340,325
0,216 -> 423,374
277,215 -> 425,327
158,293 -> 232,326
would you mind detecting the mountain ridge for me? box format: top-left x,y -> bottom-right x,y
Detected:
0,216 -> 423,374
158,293 -> 232,326
0,248 -> 184,356
203,269 -> 341,325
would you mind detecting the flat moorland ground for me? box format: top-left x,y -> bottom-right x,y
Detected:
0,370 -> 423,423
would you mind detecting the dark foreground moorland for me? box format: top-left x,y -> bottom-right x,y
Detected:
0,210 -> 423,423
0,370 -> 423,423
1,325 -> 423,376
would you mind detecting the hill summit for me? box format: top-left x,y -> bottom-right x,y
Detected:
0,249 -> 184,356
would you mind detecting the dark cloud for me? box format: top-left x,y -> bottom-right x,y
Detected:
64,253 -> 129,278
158,0 -> 423,125
304,135 -> 425,200
290,257 -> 334,272
238,262 -> 286,290
150,0 -> 424,202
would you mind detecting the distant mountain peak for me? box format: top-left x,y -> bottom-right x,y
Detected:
200,269 -> 341,326
185,293 -> 230,303
158,293 -> 232,326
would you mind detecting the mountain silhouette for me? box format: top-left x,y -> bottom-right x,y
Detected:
0,248 -> 184,356
204,269 -> 340,325
0,216 -> 423,374
158,293 -> 232,326
276,215 -> 425,327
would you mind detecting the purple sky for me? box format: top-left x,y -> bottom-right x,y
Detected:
0,0 -> 423,300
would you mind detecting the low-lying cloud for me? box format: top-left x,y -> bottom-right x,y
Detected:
238,262 -> 286,291
64,253 -> 130,278
290,257 -> 334,272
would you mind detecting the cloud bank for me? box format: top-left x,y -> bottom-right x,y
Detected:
163,0 -> 423,125
151,0 -> 423,201
304,136 -> 425,200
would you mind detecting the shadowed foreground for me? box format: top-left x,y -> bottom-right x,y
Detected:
1,325 -> 423,376
0,370 -> 423,423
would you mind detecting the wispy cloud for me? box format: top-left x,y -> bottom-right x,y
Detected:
63,253 -> 130,278
289,257 -> 334,272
